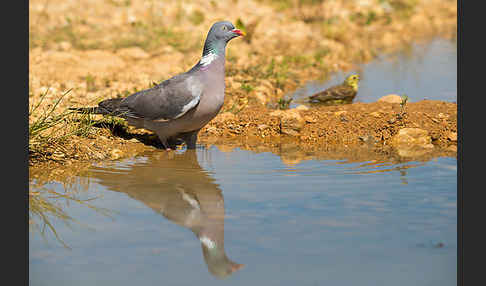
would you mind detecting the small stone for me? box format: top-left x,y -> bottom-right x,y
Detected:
391,128 -> 432,147
304,116 -> 317,123
161,45 -> 175,53
378,94 -> 402,104
258,124 -> 269,130
205,126 -> 218,134
295,105 -> 309,111
359,135 -> 375,144
334,110 -> 347,116
110,148 -> 123,160
93,151 -> 105,160
391,128 -> 436,157
278,110 -> 305,136
447,132 -> 457,142
232,82 -> 242,90
369,111 -> 381,118
437,113 -> 449,119
58,41 -> 72,51
51,151 -> 65,160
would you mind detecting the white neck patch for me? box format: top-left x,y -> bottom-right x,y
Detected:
180,191 -> 200,210
200,52 -> 218,67
200,236 -> 216,249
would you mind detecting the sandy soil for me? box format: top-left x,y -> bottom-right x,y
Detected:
28,0 -> 457,170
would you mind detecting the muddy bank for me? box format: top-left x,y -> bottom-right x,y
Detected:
28,0 -> 457,169
202,99 -> 457,154
202,100 -> 456,148
29,98 -> 457,175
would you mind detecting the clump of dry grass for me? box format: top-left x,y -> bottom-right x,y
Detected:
29,88 -> 101,159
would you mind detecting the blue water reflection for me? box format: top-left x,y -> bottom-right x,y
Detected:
30,146 -> 456,286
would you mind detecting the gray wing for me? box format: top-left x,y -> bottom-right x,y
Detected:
117,73 -> 203,120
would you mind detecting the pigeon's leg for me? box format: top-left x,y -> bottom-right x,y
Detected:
181,129 -> 200,149
155,133 -> 172,151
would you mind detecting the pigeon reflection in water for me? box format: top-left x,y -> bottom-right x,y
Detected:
89,150 -> 244,279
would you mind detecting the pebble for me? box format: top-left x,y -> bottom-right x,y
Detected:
359,135 -> 376,144
58,41 -> 72,51
378,94 -> 402,104
304,116 -> 317,123
274,110 -> 305,136
295,105 -> 309,111
391,128 -> 433,147
369,111 -> 381,118
205,126 -> 218,134
110,148 -> 123,160
447,132 -> 457,142
232,82 -> 242,90
391,128 -> 436,157
51,151 -> 65,160
258,124 -> 269,130
437,113 -> 449,119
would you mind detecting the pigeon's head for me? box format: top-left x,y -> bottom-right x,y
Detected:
207,21 -> 244,43
200,21 -> 244,60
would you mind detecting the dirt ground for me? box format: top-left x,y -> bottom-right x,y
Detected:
28,0 -> 457,172
29,98 -> 457,175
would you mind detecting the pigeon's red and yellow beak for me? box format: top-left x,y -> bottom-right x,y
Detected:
231,29 -> 245,36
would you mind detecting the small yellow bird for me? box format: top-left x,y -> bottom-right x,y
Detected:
309,74 -> 360,105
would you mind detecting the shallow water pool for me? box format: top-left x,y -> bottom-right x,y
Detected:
29,37 -> 457,286
29,146 -> 456,286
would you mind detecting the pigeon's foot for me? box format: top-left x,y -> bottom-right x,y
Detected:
179,129 -> 200,150
156,133 -> 172,150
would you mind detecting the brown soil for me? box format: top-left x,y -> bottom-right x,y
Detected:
28,0 -> 457,171
29,99 -> 457,173
201,100 -> 457,148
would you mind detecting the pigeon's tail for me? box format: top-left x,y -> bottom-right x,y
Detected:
69,98 -> 124,116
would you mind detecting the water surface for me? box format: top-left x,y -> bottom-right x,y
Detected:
289,37 -> 457,105
29,147 -> 456,286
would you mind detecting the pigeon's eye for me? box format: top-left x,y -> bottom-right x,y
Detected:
222,26 -> 227,31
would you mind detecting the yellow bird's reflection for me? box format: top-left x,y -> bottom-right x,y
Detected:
88,150 -> 244,279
